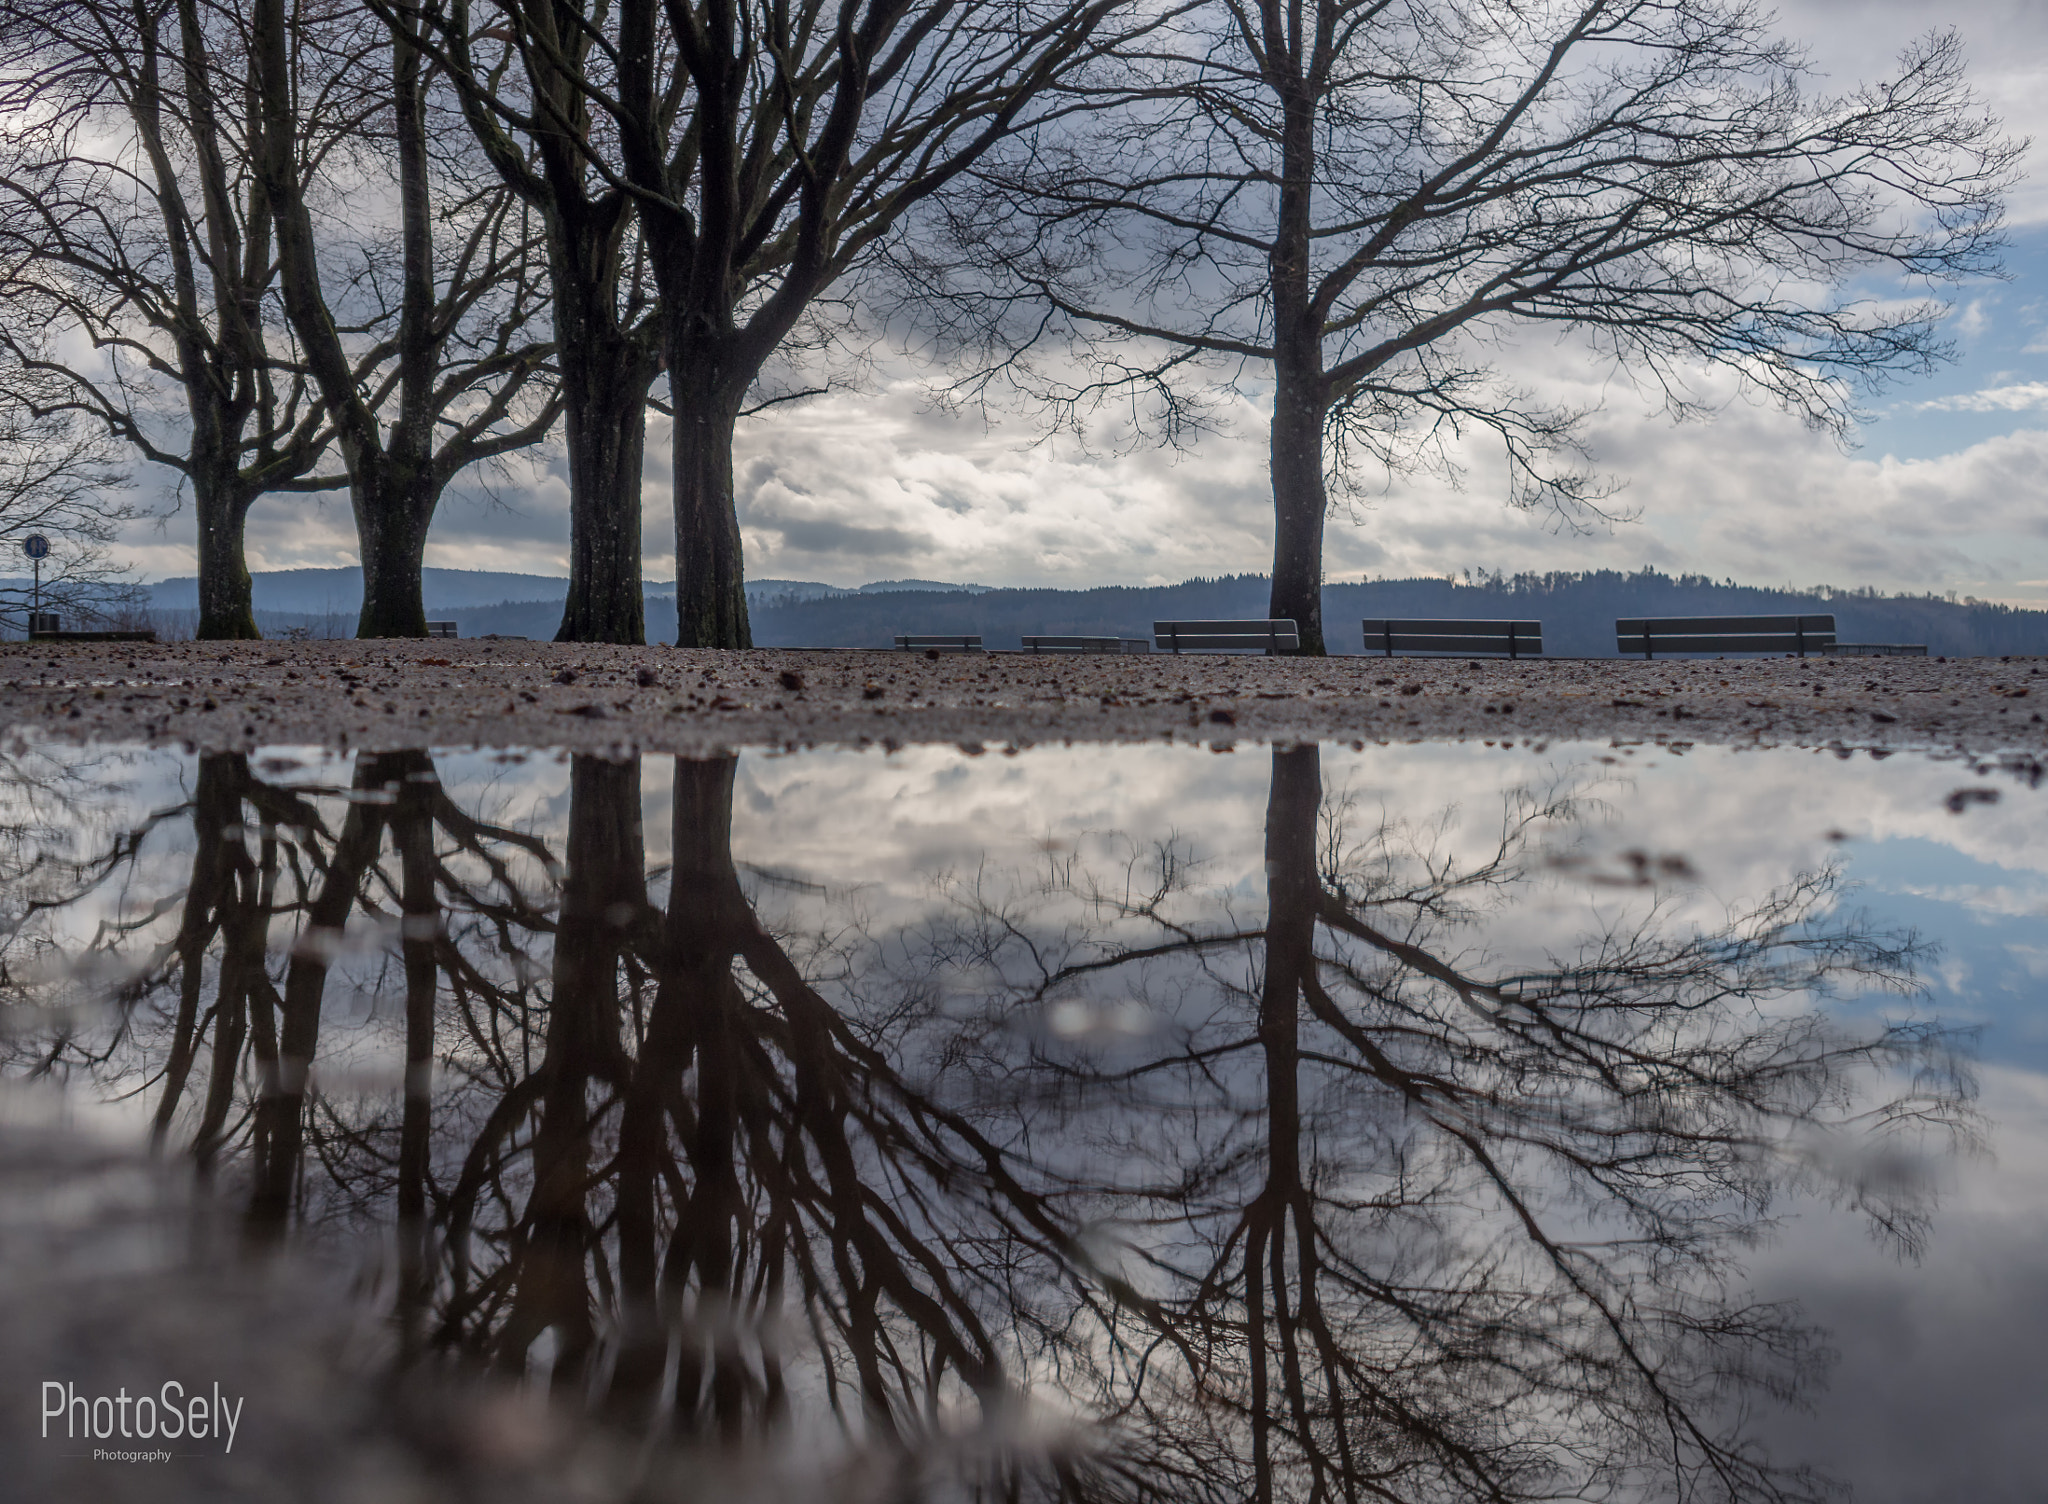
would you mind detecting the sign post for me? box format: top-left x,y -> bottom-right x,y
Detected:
22,533 -> 49,638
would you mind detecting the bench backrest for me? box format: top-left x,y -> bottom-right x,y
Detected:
1617,615 -> 1835,658
1362,619 -> 1542,658
426,620 -> 458,639
895,633 -> 984,653
1154,619 -> 1299,654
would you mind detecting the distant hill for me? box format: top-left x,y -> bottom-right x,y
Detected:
113,567 -> 2048,655
858,579 -> 989,594
142,569 -> 867,618
145,567 -> 573,615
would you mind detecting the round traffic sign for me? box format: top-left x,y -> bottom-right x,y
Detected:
22,534 -> 49,560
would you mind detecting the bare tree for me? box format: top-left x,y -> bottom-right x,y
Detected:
248,0 -> 560,639
371,0 -> 667,645
0,0 -> 345,639
948,2 -> 2018,652
0,374 -> 138,635
393,0 -> 1137,648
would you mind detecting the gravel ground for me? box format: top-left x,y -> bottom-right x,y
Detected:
2,638 -> 2045,760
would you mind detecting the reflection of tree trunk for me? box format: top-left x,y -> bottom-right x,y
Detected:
157,756 -> 316,1161
390,760 -> 444,1351
653,755 -> 756,1434
193,818 -> 277,1164
248,753 -> 413,1235
426,753 -> 1017,1446
153,754 -> 250,1142
493,755 -> 642,1387
1247,744 -> 1320,1500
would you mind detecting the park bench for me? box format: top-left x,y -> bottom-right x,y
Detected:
1021,635 -> 1151,654
1825,642 -> 1927,657
27,613 -> 156,643
426,621 -> 458,639
895,633 -> 983,653
1616,614 -> 1835,659
1154,619 -> 1298,654
26,630 -> 158,642
1363,618 -> 1541,658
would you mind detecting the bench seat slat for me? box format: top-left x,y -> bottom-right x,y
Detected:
895,634 -> 983,652
1375,635 -> 1545,656
1022,635 -> 1123,653
1156,633 -> 1301,651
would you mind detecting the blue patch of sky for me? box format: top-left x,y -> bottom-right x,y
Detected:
1821,831 -> 2048,1071
1848,222 -> 2048,463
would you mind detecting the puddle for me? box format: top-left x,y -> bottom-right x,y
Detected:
1,734 -> 2043,1502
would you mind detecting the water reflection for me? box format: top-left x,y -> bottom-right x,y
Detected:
0,742 -> 1976,1501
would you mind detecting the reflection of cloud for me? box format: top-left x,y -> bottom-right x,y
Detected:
2007,943 -> 2048,979
1890,882 -> 2048,918
1745,1064 -> 2048,1504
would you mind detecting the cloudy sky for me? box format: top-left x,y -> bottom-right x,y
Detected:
115,0 -> 2048,605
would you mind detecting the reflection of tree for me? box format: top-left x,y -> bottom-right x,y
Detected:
939,745 -> 1960,1503
444,756 -> 1080,1483
0,746 -> 557,1225
2,752 -> 327,1139
2,742 -> 1970,1503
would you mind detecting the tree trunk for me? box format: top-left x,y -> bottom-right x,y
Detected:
1265,70 -> 1328,657
352,466 -> 433,638
669,354 -> 752,649
555,328 -> 654,644
1267,376 -> 1329,656
195,478 -> 261,640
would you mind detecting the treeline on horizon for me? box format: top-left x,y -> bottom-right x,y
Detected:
183,569 -> 2048,657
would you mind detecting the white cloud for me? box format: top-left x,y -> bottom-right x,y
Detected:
1773,0 -> 2048,225
110,355 -> 2048,608
1914,383 -> 2048,413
